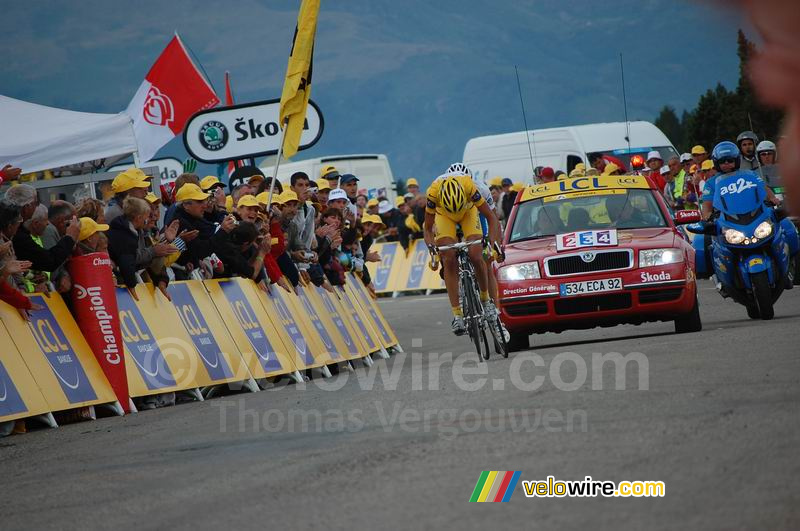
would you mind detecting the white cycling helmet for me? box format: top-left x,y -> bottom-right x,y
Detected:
446,162 -> 472,177
756,140 -> 776,154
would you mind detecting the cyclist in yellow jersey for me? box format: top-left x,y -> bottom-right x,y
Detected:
423,164 -> 502,335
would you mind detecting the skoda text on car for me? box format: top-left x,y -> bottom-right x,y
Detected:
496,174 -> 702,350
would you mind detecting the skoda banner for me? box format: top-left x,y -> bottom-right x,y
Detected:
182,98 -> 323,163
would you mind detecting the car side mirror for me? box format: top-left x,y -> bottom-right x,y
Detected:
673,210 -> 702,225
685,221 -> 715,235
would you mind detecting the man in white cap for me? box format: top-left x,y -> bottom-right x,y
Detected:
660,165 -> 678,209
645,150 -> 666,192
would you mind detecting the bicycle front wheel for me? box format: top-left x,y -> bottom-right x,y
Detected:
461,269 -> 490,362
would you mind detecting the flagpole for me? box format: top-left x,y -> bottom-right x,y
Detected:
266,117 -> 289,207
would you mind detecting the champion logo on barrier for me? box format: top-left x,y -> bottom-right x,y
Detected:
469,471 -> 522,503
28,296 -> 98,404
142,85 -> 174,127
169,283 -> 232,381
75,284 -> 121,365
218,281 -> 284,372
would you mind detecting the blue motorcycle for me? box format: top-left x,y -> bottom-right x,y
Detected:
689,171 -> 800,320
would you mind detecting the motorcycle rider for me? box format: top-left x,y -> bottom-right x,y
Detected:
736,131 -> 760,171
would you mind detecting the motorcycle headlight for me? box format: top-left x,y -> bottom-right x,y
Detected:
639,248 -> 684,268
754,221 -> 773,239
724,229 -> 746,244
498,261 -> 541,280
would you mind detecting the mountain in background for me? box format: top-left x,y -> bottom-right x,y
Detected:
2,0 -> 743,186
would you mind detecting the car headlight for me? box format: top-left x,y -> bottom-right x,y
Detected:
754,221 -> 773,239
498,261 -> 541,280
724,229 -> 746,244
639,248 -> 684,268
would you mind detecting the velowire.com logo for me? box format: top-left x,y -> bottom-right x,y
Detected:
469,471 -> 521,503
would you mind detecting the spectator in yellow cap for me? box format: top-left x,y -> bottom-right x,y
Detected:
75,217 -> 109,255
406,178 -> 420,196
320,165 -> 341,188
602,162 -> 624,176
236,195 -> 261,224
315,179 -> 331,209
367,198 -> 379,215
106,168 -> 151,223
691,145 -> 708,166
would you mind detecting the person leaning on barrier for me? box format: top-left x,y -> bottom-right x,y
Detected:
73,217 -> 109,255
199,175 -> 228,224
170,183 -> 221,276
107,197 -> 177,293
163,173 -> 201,226
4,184 -> 80,273
0,201 -> 41,314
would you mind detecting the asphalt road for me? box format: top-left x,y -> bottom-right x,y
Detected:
1,283 -> 799,530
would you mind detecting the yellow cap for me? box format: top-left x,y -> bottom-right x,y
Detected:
574,162 -> 586,172
280,189 -> 299,204
78,217 -> 109,242
367,198 -> 379,208
690,164 -> 698,173
317,179 -> 331,191
569,168 -> 584,178
511,183 -> 525,192
701,160 -> 714,171
256,191 -> 274,206
395,196 -> 405,207
247,173 -> 265,185
362,214 -> 385,227
691,145 -> 707,155
407,178 -> 419,187
602,162 -> 620,175
489,177 -> 503,187
145,192 -> 161,204
320,165 -> 339,179
225,195 -> 234,212
111,168 -> 150,193
175,183 -> 210,202
236,194 -> 260,208
199,175 -> 224,191
585,168 -> 599,176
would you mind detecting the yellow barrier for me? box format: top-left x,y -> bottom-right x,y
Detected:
115,285 -> 207,397
0,319 -> 51,423
336,284 -> 382,354
296,284 -> 360,362
346,273 -> 400,349
0,294 -> 118,414
166,281 -> 255,389
310,284 -> 370,360
205,278 -> 300,378
368,240 -> 445,295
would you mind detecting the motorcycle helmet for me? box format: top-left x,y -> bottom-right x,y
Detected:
756,140 -> 777,162
711,141 -> 741,172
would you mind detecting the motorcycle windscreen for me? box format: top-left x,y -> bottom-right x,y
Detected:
713,172 -> 768,215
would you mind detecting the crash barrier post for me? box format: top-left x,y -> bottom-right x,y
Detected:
0,293 -> 121,425
367,239 -> 445,295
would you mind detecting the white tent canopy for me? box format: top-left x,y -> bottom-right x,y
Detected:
0,95 -> 138,174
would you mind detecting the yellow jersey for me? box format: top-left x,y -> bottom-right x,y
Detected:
425,174 -> 486,220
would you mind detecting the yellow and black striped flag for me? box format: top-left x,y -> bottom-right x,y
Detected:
279,0 -> 319,159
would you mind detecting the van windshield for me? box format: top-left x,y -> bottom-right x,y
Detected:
509,189 -> 667,242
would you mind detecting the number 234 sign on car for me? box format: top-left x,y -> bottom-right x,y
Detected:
555,230 -> 618,252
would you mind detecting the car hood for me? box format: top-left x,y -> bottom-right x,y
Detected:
503,228 -> 676,265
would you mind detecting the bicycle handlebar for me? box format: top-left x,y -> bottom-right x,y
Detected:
432,239 -> 485,253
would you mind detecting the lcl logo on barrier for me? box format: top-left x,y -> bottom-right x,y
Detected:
218,281 -> 284,372
28,296 -> 98,404
270,290 -> 312,365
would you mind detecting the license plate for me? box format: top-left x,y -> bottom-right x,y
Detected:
559,278 -> 623,297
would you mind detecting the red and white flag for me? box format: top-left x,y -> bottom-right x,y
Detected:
126,34 -> 219,162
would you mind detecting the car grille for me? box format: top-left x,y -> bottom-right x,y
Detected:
546,250 -> 632,277
638,288 -> 683,304
504,301 -> 548,317
554,293 -> 632,315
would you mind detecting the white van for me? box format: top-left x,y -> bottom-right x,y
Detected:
260,154 -> 398,202
463,121 -> 678,183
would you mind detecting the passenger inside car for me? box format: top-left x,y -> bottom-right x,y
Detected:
566,208 -> 592,231
533,205 -> 564,236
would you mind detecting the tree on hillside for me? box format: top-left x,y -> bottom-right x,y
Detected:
655,30 -> 784,151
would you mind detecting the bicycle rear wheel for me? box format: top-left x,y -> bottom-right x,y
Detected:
489,317 -> 509,358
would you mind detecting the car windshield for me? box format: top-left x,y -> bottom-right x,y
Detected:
509,189 -> 667,242
598,146 -> 678,171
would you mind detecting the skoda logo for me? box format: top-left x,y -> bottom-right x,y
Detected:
199,121 -> 228,151
580,251 -> 596,263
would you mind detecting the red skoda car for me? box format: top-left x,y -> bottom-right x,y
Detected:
496,175 -> 703,351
